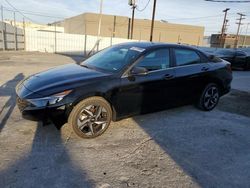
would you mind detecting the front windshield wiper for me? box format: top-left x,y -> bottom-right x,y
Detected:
81,64 -> 89,68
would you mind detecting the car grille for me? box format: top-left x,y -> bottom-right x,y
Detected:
16,97 -> 30,112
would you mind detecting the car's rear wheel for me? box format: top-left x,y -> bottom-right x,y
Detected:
68,97 -> 112,138
197,83 -> 220,111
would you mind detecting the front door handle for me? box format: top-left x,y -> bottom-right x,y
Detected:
201,67 -> 209,71
164,74 -> 174,80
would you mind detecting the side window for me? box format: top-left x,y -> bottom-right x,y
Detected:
135,49 -> 170,71
174,49 -> 201,66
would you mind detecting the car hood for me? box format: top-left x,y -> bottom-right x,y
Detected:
19,63 -> 110,97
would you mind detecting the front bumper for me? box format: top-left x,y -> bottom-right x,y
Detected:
16,95 -> 70,121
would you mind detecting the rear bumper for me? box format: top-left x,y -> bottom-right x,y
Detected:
221,85 -> 231,96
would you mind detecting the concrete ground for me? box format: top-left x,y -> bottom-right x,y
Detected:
0,52 -> 250,188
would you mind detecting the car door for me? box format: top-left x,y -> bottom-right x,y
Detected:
114,48 -> 176,118
172,48 -> 211,105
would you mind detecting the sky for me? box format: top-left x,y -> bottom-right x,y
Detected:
0,0 -> 249,36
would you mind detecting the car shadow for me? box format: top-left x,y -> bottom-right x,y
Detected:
0,118 -> 93,187
132,106 -> 250,188
0,73 -> 24,132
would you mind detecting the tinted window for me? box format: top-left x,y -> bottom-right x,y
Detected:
175,49 -> 201,66
82,45 -> 142,73
136,49 -> 170,71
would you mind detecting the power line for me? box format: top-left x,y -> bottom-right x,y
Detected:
136,0 -> 151,12
167,14 -> 224,21
164,11 -> 249,21
2,6 -> 65,19
4,0 -> 35,22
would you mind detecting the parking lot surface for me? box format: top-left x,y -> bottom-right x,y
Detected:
0,52 -> 250,188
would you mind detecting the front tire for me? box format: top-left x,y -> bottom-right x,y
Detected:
197,83 -> 220,111
68,97 -> 112,138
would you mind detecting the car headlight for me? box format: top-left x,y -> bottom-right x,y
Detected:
27,90 -> 72,107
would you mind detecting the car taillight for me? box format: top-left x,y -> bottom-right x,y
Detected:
226,64 -> 232,73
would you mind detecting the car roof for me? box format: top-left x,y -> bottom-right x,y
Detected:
115,42 -> 201,51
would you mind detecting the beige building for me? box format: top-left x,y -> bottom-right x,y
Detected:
211,34 -> 250,48
62,13 -> 205,46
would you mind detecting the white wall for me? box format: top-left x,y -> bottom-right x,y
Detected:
25,29 -> 139,53
0,21 -> 24,50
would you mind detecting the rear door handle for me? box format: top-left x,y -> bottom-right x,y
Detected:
201,67 -> 209,71
164,74 -> 174,80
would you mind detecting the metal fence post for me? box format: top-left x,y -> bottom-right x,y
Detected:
84,34 -> 87,57
1,5 -> 5,51
84,23 -> 87,57
54,24 -> 57,53
13,11 -> 17,51
110,34 -> 113,46
23,18 -> 26,51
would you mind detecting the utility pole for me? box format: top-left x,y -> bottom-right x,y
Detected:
219,8 -> 230,48
112,16 -> 116,38
128,0 -> 136,39
97,0 -> 103,51
234,13 -> 245,48
243,23 -> 249,47
150,0 -> 157,42
1,5 -> 5,50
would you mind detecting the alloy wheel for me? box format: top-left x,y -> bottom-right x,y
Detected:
203,86 -> 219,110
77,105 -> 108,137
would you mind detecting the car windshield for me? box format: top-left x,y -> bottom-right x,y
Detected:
81,45 -> 144,73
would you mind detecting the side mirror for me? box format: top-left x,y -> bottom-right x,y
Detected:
208,54 -> 215,60
130,66 -> 148,76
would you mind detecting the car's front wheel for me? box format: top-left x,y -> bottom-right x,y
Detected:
197,83 -> 220,111
68,97 -> 112,138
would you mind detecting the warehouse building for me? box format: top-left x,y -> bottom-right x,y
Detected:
211,34 -> 250,48
61,13 -> 205,46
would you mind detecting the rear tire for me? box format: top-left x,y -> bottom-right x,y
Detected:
197,83 -> 220,111
68,97 -> 112,139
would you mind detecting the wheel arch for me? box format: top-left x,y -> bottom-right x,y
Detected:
68,92 -> 118,121
204,77 -> 225,96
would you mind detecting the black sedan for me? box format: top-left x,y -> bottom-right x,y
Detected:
214,49 -> 250,70
16,42 -> 232,138
233,50 -> 250,70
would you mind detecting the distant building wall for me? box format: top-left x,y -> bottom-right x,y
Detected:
211,34 -> 250,48
4,20 -> 64,32
0,21 -> 24,51
25,28 -> 140,53
63,13 -> 204,46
